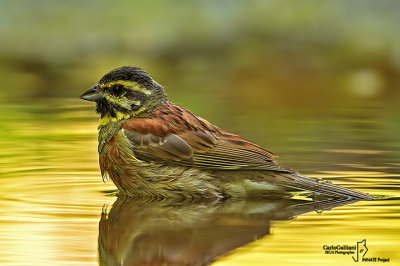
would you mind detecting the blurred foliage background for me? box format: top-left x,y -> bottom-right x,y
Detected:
1,0 -> 399,104
2,0 -> 400,161
1,0 -> 400,157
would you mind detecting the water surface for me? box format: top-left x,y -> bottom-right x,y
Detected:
0,98 -> 398,265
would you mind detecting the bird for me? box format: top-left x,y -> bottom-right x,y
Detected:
80,66 -> 375,201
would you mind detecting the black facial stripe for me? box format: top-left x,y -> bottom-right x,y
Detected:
95,98 -> 131,118
96,98 -> 114,118
109,84 -> 125,96
125,90 -> 147,102
113,104 -> 131,114
130,104 -> 141,111
125,90 -> 147,112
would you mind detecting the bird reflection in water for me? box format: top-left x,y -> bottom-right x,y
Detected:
98,196 -> 357,266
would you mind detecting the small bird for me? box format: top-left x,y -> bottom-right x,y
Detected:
80,66 -> 375,200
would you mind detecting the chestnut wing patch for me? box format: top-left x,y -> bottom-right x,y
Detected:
121,102 -> 289,172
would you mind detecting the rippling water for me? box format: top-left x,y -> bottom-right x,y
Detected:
0,98 -> 399,265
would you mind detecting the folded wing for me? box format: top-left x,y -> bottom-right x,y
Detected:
122,103 -> 290,172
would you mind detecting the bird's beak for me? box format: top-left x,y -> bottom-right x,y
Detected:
80,84 -> 103,102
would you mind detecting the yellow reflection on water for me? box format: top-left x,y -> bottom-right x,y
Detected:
0,99 -> 399,265
325,149 -> 388,155
214,200 -> 400,265
0,99 -> 116,265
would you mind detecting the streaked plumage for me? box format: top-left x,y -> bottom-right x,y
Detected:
80,66 -> 375,200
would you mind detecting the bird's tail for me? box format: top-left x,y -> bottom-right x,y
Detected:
265,171 -> 376,200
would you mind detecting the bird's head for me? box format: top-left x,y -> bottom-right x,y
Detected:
80,66 -> 167,123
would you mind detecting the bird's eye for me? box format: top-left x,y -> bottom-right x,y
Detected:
110,85 -> 124,96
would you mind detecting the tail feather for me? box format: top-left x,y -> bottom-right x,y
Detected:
269,172 -> 376,200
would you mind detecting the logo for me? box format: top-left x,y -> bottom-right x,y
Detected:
353,239 -> 368,262
322,239 -> 390,263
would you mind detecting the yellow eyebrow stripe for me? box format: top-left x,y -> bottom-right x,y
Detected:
100,80 -> 152,95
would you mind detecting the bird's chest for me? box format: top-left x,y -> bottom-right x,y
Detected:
98,121 -> 137,181
99,126 -> 137,169
99,129 -> 148,194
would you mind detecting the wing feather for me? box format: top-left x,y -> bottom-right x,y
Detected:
121,102 -> 289,172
